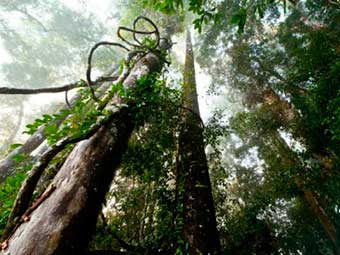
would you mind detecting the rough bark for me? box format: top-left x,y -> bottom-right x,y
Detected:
1,108 -> 120,241
0,49 -> 164,255
177,30 -> 221,254
1,111 -> 134,255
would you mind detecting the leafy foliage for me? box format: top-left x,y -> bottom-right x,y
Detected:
0,155 -> 32,236
0,173 -> 26,236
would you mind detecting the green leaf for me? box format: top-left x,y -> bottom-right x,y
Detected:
11,153 -> 26,163
230,14 -> 241,25
9,143 -> 22,150
256,5 -> 264,18
230,8 -> 247,33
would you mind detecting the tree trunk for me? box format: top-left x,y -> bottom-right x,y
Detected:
177,30 -> 221,254
0,51 -> 164,255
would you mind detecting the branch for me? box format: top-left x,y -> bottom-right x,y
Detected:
15,7 -> 49,32
0,66 -> 117,184
86,16 -> 160,100
0,74 -> 120,95
0,81 -> 85,94
0,16 -> 160,98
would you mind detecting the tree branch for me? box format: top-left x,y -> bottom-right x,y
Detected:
0,81 -> 85,95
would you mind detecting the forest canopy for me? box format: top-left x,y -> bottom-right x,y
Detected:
0,0 -> 339,254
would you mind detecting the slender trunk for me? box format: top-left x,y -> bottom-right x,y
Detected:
177,30 -> 220,254
0,50 -> 164,255
139,186 -> 149,242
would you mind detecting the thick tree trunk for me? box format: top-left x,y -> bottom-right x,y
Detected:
177,30 -> 221,254
0,51 -> 163,255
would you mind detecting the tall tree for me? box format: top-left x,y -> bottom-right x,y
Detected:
176,30 -> 220,254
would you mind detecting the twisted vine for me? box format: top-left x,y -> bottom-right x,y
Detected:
86,16 -> 161,101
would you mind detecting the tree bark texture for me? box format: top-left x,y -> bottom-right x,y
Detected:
0,50 -> 163,255
177,30 -> 221,255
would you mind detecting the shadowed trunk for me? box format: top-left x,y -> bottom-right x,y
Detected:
177,30 -> 221,254
0,50 -> 164,255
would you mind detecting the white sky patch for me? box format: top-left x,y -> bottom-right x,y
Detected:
26,92 -> 67,109
0,41 -> 11,65
257,198 -> 294,235
196,66 -> 215,122
238,146 -> 265,175
61,0 -> 116,25
279,129 -> 305,153
0,45 -> 10,84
